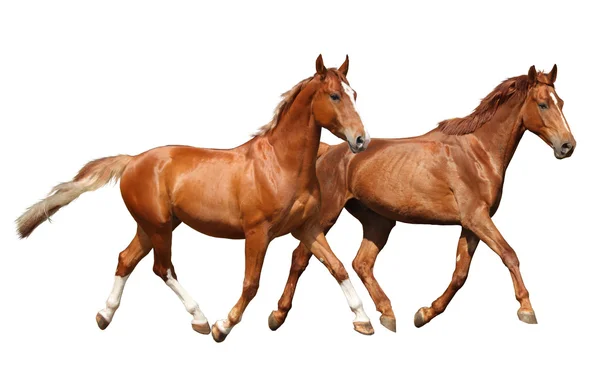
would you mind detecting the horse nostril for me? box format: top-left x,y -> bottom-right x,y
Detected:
356,136 -> 364,147
561,142 -> 573,155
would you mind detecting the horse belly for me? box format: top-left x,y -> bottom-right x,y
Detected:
171,174 -> 245,239
362,191 -> 460,225
352,155 -> 461,225
174,203 -> 245,239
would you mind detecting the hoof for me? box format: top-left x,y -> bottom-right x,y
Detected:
192,321 -> 211,335
414,307 -> 429,328
211,323 -> 228,343
380,315 -> 396,333
517,309 -> 538,324
353,321 -> 374,336
268,311 -> 284,331
96,313 -> 110,330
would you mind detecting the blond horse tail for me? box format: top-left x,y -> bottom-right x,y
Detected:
16,154 -> 133,238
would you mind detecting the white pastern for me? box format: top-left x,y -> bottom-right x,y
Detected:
215,319 -> 232,335
550,92 -> 571,133
341,81 -> 358,111
339,279 -> 370,323
165,269 -> 208,324
98,274 -> 130,322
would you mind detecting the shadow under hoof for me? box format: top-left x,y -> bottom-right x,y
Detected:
268,311 -> 284,331
96,313 -> 110,330
413,307 -> 429,328
192,321 -> 211,335
380,315 -> 396,333
353,321 -> 375,335
517,310 -> 538,324
211,324 -> 228,343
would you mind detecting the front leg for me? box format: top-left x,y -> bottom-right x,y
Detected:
465,208 -> 537,324
268,242 -> 313,331
211,226 -> 270,342
292,226 -> 373,335
414,228 -> 480,327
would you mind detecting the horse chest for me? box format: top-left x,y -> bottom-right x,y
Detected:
273,193 -> 318,235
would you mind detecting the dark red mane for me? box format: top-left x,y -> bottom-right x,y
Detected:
437,75 -> 530,135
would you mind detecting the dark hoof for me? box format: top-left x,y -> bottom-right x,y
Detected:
268,311 -> 284,331
380,315 -> 396,333
353,321 -> 375,335
211,323 -> 228,343
414,307 -> 429,328
192,321 -> 211,335
518,309 -> 538,324
96,313 -> 110,330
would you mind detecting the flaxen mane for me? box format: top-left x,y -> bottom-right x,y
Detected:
437,75 -> 531,135
253,76 -> 313,136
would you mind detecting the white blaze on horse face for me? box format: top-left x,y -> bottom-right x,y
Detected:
341,81 -> 358,112
98,274 -> 129,323
165,269 -> 208,325
549,92 -> 571,133
340,279 -> 370,323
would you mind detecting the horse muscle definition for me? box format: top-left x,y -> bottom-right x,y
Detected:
269,65 -> 576,333
16,55 -> 374,342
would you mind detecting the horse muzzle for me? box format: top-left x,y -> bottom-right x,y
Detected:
348,132 -> 370,154
553,139 -> 575,159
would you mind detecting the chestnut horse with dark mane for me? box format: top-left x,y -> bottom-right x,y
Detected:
16,55 -> 375,342
268,65 -> 576,333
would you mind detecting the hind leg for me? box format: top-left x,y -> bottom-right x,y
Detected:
345,201 -> 397,332
96,226 -> 152,330
149,224 -> 210,334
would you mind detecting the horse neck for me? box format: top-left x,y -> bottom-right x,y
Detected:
265,84 -> 321,179
471,96 -> 526,176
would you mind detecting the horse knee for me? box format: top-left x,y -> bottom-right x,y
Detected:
116,250 -> 135,276
243,280 -> 259,299
352,258 -> 372,278
502,251 -> 520,270
330,263 -> 349,282
452,271 -> 468,289
153,264 -> 173,281
291,253 -> 310,274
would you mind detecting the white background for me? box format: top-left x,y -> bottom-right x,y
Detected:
1,1 -> 598,375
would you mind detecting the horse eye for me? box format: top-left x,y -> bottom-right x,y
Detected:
538,103 -> 548,110
330,93 -> 340,101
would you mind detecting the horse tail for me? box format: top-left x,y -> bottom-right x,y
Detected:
317,142 -> 331,159
16,154 -> 133,238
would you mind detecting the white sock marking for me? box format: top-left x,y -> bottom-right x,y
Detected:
340,279 -> 370,323
165,269 -> 208,324
550,92 -> 571,133
215,319 -> 232,335
98,274 -> 129,322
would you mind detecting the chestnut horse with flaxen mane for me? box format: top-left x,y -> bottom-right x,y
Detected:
268,65 -> 576,333
16,55 -> 374,342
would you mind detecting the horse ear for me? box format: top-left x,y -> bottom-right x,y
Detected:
528,65 -> 537,85
338,54 -> 349,77
548,64 -> 558,83
315,54 -> 327,78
